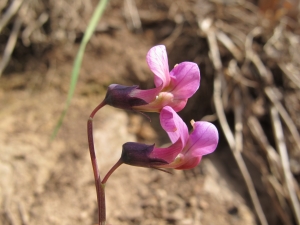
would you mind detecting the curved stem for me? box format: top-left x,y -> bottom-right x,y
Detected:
87,101 -> 106,225
102,159 -> 123,184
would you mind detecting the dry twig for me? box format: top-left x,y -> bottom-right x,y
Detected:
0,17 -> 22,77
0,0 -> 23,34
264,176 -> 294,225
278,63 -> 300,89
247,116 -> 282,180
200,17 -> 268,225
124,0 -> 142,32
271,107 -> 300,225
21,12 -> 49,46
245,27 -> 273,85
228,60 -> 258,88
216,30 -> 243,61
265,87 -> 300,152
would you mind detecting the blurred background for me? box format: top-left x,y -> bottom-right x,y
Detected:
0,0 -> 300,224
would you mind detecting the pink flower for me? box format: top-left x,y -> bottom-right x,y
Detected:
104,45 -> 200,112
120,106 -> 218,170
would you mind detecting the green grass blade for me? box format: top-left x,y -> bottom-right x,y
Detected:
51,0 -> 109,140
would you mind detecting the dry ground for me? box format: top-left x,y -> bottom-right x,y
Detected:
1,0 -> 300,224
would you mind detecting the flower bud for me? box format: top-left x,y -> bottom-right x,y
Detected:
104,84 -> 148,110
121,142 -> 168,168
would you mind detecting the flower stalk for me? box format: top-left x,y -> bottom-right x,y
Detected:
87,101 -> 107,225
101,159 -> 123,184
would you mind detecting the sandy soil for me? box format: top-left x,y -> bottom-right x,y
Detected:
0,0 -> 286,224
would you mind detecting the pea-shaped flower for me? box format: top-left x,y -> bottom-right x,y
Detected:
104,45 -> 200,112
120,106 -> 219,170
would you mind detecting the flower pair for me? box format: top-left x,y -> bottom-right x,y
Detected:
104,45 -> 218,170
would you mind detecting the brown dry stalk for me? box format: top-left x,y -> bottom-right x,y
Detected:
264,176 -> 293,225
278,63 -> 300,89
265,87 -> 300,152
245,27 -> 273,85
200,17 -> 268,225
0,0 -> 23,33
270,107 -> 300,224
0,17 -> 22,77
124,0 -> 142,32
247,116 -> 282,180
216,30 -> 243,62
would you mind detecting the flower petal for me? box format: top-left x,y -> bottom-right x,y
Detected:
160,106 -> 189,145
174,156 -> 202,170
130,85 -> 161,103
167,98 -> 187,112
169,62 -> 200,99
149,139 -> 183,163
185,121 -> 218,156
132,92 -> 188,113
147,45 -> 170,89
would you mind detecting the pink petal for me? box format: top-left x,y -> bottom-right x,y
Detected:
150,139 -> 183,163
169,62 -> 200,99
133,92 -> 187,113
147,45 -> 170,89
130,86 -> 161,103
167,98 -> 187,112
174,156 -> 202,170
185,121 -> 218,156
160,106 -> 189,145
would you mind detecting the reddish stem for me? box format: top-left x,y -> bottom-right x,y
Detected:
87,101 -> 106,225
102,159 -> 123,184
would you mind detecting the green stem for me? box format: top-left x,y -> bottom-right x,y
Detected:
51,0 -> 109,140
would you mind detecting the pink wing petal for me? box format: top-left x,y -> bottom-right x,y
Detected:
147,45 -> 170,89
169,62 -> 200,99
130,86 -> 161,103
149,139 -> 183,163
167,98 -> 187,112
160,106 -> 189,145
174,156 -> 202,170
185,121 -> 218,156
133,92 -> 187,113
